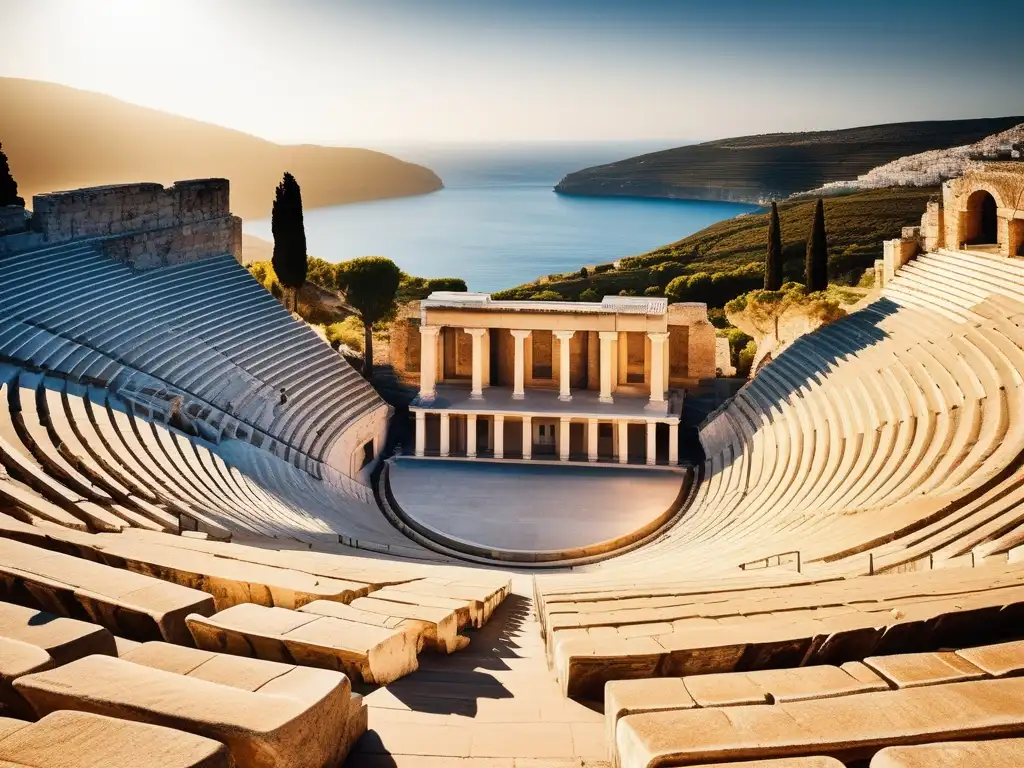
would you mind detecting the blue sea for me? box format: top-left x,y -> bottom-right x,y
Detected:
244,142 -> 759,292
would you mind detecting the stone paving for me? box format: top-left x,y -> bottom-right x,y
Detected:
350,576 -> 611,767
389,460 -> 683,552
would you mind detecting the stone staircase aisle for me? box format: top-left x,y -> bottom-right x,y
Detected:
350,575 -> 609,767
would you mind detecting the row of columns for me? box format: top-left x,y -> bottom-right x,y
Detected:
414,412 -> 679,466
419,326 -> 670,407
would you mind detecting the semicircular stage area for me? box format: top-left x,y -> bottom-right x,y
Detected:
385,458 -> 687,560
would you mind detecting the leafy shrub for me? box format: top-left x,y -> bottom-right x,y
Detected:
643,286 -> 663,297
579,288 -> 601,302
650,261 -> 687,287
593,263 -> 614,274
325,316 -> 364,352
737,340 -> 757,377
530,290 -> 565,301
426,277 -> 468,293
707,307 -> 728,328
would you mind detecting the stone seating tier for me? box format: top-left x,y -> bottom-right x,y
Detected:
0,241 -> 387,474
13,642 -> 366,768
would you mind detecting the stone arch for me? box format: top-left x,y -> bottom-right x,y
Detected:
962,189 -> 999,247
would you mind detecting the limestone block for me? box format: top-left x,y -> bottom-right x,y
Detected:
186,603 -> 419,684
14,650 -> 362,768
95,537 -> 368,610
0,637 -> 53,718
303,596 -> 461,654
0,600 -> 117,665
615,677 -> 1024,768
0,538 -> 216,645
955,639 -> 1024,678
872,738 -> 1024,768
864,651 -> 987,688
0,711 -> 232,768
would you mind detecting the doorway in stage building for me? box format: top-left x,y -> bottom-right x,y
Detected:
534,420 -> 557,457
569,422 -> 586,458
476,416 -> 490,454
598,423 -> 614,460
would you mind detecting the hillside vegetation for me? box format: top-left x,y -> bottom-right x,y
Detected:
555,117 -> 1022,203
0,78 -> 443,220
496,187 -> 935,304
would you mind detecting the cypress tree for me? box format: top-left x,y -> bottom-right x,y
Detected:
764,201 -> 783,290
271,172 -> 308,312
805,197 -> 828,292
0,141 -> 24,207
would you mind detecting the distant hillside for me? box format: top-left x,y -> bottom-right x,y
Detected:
497,187 -> 936,303
555,117 -> 1024,204
0,78 -> 443,220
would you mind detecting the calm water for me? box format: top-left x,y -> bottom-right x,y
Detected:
244,143 -> 759,292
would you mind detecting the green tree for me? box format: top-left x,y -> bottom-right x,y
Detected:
579,288 -> 600,302
425,277 -> 467,293
530,290 -> 564,301
665,275 -> 690,302
335,257 -> 403,377
805,198 -> 829,292
271,172 -> 307,312
0,141 -> 23,207
764,201 -> 783,290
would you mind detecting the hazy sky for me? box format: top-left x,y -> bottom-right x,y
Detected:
2,0 -> 1021,146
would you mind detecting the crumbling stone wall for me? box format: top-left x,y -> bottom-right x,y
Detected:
32,179 -> 230,240
921,201 -> 944,252
390,303 -> 421,377
101,216 -> 241,271
0,206 -> 27,236
6,179 -> 243,269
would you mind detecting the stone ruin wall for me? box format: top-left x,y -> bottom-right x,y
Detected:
0,205 -> 28,236
667,302 -> 716,385
389,302 -> 421,377
0,179 -> 242,268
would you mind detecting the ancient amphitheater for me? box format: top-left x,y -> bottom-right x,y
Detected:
0,166 -> 1023,767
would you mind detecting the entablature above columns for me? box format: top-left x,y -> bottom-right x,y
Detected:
422,307 -> 669,333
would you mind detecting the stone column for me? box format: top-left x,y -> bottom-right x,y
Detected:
494,415 -> 505,459
646,421 -> 657,466
554,330 -> 574,401
466,414 -> 477,458
647,332 -> 669,408
415,411 -> 426,457
522,416 -> 532,460
587,418 -> 598,463
418,325 -> 441,402
439,413 -> 450,458
599,331 -> 617,404
465,328 -> 488,400
668,421 -> 679,466
617,420 -> 629,464
559,418 -> 571,461
511,330 -> 532,400
663,334 -> 671,394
